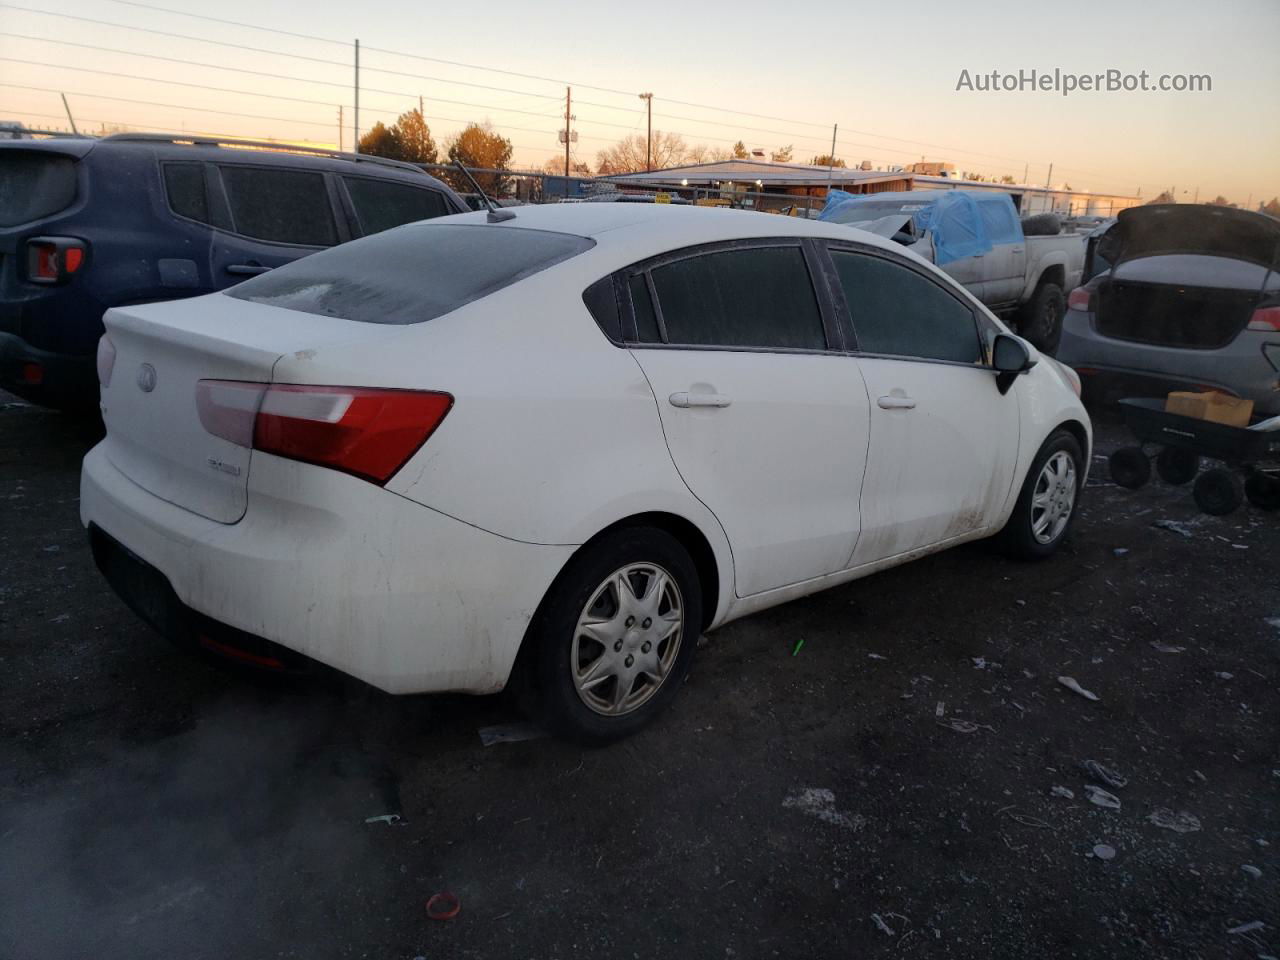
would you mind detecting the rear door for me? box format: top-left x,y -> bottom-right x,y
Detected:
206,163 -> 345,285
624,240 -> 871,597
824,243 -> 1019,566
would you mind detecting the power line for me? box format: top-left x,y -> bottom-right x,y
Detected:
0,5 -> 565,105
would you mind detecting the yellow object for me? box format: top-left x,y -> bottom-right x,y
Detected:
1164,391 -> 1253,427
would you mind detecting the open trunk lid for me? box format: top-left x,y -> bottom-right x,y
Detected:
99,293 -> 397,523
1109,205 -> 1280,269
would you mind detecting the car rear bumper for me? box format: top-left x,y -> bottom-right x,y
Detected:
0,330 -> 97,407
80,444 -> 574,694
1058,310 -> 1280,415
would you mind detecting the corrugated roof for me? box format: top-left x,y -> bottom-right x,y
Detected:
601,159 -> 911,188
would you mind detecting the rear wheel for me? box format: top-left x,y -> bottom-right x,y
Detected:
1192,468 -> 1243,516
1019,282 -> 1065,355
518,527 -> 702,745
1244,472 -> 1280,511
1155,447 -> 1199,486
996,430 -> 1083,559
1108,446 -> 1151,489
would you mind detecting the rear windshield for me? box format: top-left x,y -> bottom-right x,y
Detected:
226,223 -> 594,325
0,151 -> 78,227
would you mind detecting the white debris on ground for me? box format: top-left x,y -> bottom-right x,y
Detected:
1058,676 -> 1100,701
1148,808 -> 1202,833
781,788 -> 866,831
1050,786 -> 1075,799
1084,785 -> 1121,810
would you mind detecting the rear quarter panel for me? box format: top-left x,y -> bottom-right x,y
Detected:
269,251 -> 737,623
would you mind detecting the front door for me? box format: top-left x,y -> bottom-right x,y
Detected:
624,241 -> 871,597
824,244 -> 1019,566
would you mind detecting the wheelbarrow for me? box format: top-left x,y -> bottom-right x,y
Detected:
1107,398 -> 1280,515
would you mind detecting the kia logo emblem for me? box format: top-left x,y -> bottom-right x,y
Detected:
136,363 -> 157,393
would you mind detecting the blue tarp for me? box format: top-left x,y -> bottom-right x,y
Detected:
819,189 -> 1022,265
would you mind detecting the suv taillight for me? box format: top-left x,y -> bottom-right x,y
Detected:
1067,286 -> 1093,312
196,381 -> 453,485
1246,306 -> 1280,332
27,236 -> 86,285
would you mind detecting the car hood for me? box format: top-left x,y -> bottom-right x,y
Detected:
1110,204 -> 1280,269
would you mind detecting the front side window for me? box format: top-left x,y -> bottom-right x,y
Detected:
344,177 -> 451,236
831,250 -> 981,364
218,166 -> 337,246
646,246 -> 826,350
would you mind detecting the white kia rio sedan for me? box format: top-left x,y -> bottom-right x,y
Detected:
82,203 -> 1089,743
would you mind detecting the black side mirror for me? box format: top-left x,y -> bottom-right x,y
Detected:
992,333 -> 1035,395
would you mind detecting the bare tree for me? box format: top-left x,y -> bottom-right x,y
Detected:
595,131 -> 690,175
771,144 -> 793,162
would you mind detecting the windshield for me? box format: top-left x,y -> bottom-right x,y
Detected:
226,222 -> 595,325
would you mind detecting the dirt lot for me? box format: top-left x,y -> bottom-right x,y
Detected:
1,389 -> 1277,960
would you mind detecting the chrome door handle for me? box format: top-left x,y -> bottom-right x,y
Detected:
877,395 -> 916,410
669,392 -> 731,408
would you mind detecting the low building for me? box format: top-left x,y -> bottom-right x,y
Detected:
599,160 -> 914,215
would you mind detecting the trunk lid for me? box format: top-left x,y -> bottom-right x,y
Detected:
1110,205 -> 1280,269
99,292 -> 400,523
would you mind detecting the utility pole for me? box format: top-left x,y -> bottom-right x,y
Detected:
825,124 -> 837,190
338,105 -> 343,152
563,86 -> 573,196
1023,162 -> 1028,183
353,39 -> 360,154
60,93 -> 77,135
639,92 -> 653,171
419,94 -> 424,118
1045,162 -> 1053,189
1192,185 -> 1199,204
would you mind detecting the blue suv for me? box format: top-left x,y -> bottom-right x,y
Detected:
0,133 -> 465,409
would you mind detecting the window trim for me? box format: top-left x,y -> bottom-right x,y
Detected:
338,174 -> 453,238
821,239 -> 991,369
211,162 -> 346,249
158,159 -> 217,230
616,237 -> 845,355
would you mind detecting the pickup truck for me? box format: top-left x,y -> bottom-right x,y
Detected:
820,189 -> 1086,354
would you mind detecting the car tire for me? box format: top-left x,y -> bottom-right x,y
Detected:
1192,468 -> 1243,516
1019,282 -> 1065,355
995,429 -> 1084,559
1244,472 -> 1280,511
1108,446 -> 1151,489
517,527 -> 702,745
1155,447 -> 1199,486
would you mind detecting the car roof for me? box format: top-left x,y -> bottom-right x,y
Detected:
443,202 -> 908,248
0,134 -> 457,193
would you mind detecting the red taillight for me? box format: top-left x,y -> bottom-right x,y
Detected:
26,237 -> 87,285
197,381 -> 453,486
96,335 -> 116,388
1247,306 -> 1280,332
21,362 -> 44,385
1067,286 -> 1093,312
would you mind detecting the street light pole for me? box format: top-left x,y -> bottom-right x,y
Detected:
639,92 -> 653,171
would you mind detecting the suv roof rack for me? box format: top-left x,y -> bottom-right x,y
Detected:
99,133 -> 428,175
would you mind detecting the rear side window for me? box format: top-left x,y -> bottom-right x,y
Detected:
344,177 -> 451,235
831,251 -> 980,364
163,162 -> 209,224
219,166 -> 337,246
647,247 -> 825,350
582,276 -> 621,341
0,151 -> 77,227
227,223 -> 594,325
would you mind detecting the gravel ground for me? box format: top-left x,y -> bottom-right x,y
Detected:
1,391 -> 1277,959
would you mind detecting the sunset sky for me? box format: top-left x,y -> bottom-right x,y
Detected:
2,0 -> 1276,205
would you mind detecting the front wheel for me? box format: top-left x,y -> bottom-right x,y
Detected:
1193,468 -> 1243,516
995,430 -> 1084,559
517,527 -> 702,745
1245,472 -> 1280,511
